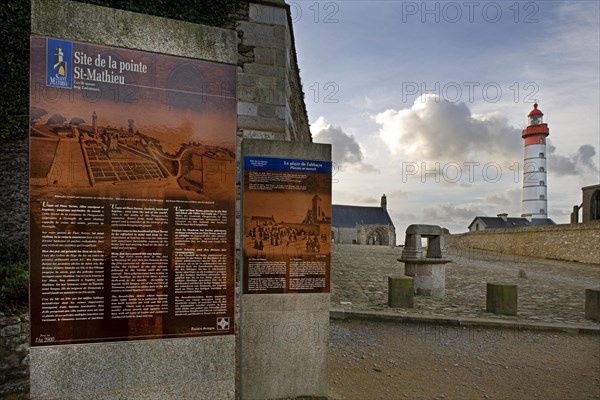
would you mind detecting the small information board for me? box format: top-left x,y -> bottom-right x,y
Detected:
242,156 -> 332,294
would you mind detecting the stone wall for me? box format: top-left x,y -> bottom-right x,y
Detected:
332,225 -> 396,246
0,138 -> 29,251
0,310 -> 29,397
236,1 -> 311,142
446,222 -> 600,265
332,227 -> 358,244
0,0 -> 315,397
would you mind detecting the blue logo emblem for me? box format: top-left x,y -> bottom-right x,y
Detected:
46,38 -> 72,89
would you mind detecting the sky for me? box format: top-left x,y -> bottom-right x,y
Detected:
290,0 -> 600,236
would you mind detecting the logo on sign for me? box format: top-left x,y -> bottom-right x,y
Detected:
217,317 -> 230,330
46,38 -> 72,89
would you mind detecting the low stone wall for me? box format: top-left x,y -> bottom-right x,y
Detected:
446,222 -> 600,264
0,310 -> 29,395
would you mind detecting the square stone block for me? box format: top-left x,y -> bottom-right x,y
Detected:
585,289 -> 600,322
388,276 -> 414,308
486,283 -> 518,316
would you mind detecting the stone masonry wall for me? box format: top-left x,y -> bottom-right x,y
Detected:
0,1 -> 314,396
0,311 -> 29,396
236,1 -> 312,143
332,227 -> 357,244
0,138 -> 29,251
446,221 -> 600,264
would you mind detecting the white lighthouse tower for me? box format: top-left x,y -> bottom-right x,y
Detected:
521,103 -> 549,219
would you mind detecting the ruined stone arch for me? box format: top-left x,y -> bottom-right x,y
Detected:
592,190 -> 600,221
366,227 -> 389,246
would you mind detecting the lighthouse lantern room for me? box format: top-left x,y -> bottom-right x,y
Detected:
521,103 -> 549,219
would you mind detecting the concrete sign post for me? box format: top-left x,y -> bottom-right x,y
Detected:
240,139 -> 331,399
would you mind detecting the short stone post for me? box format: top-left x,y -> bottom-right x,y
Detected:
388,276 -> 414,308
486,283 -> 518,316
584,289 -> 600,322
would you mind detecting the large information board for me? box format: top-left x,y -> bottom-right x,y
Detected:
242,156 -> 332,294
29,36 -> 236,345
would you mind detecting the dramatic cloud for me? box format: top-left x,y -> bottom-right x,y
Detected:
311,117 -> 379,173
422,203 -> 487,221
485,189 -> 521,215
374,95 -> 522,162
548,144 -> 598,177
373,95 -> 599,184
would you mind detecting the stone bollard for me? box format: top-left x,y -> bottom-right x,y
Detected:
388,276 -> 414,308
584,289 -> 600,322
486,283 -> 518,316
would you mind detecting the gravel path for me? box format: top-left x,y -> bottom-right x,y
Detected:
329,319 -> 600,400
331,244 -> 600,326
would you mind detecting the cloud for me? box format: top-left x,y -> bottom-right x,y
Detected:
333,191 -> 379,205
311,117 -> 379,173
421,203 -> 487,222
548,144 -> 598,177
550,208 -> 570,217
373,95 -> 599,182
386,189 -> 410,198
485,188 -> 521,215
374,95 -> 522,162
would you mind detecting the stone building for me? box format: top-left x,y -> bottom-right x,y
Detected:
331,195 -> 396,246
581,184 -> 600,223
468,213 -> 555,232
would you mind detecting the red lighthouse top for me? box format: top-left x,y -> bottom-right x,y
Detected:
528,103 -> 543,118
522,103 -> 549,142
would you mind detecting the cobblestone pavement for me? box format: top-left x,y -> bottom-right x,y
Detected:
331,244 -> 600,326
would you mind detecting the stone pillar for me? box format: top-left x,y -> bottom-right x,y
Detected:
388,276 -> 414,308
584,289 -> 600,322
398,224 -> 451,300
486,283 -> 518,316
403,262 -> 447,299
426,236 -> 441,258
402,233 -> 422,259
240,139 -> 331,400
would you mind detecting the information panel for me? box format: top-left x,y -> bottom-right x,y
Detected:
29,36 -> 236,345
242,156 -> 332,294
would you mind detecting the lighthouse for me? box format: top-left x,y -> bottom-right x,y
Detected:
521,103 -> 549,219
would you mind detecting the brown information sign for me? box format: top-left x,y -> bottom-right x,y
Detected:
242,156 -> 332,294
29,36 -> 236,346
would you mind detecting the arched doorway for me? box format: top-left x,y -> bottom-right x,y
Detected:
366,227 -> 389,246
592,190 -> 600,221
